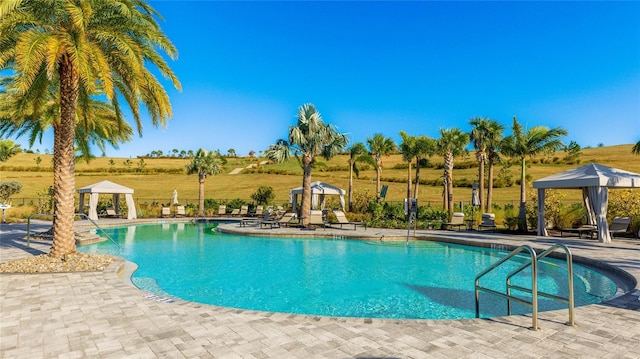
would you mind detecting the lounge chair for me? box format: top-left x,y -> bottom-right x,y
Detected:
217,205 -> 226,216
161,207 -> 171,218
560,224 -> 597,239
251,205 -> 264,217
176,205 -> 186,217
105,207 -> 120,218
331,210 -> 366,230
230,208 -> 240,216
443,212 -> 465,231
277,212 -> 298,227
308,210 -> 326,229
239,205 -> 249,217
259,211 -> 284,229
609,217 -> 631,238
478,213 -> 497,232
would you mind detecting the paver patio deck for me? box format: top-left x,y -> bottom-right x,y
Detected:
1,219 -> 639,358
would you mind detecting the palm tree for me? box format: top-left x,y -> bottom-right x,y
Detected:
0,0 -> 180,258
347,142 -> 372,212
186,149 -> 222,217
469,117 -> 490,211
501,117 -> 567,231
484,120 -> 505,213
412,135 -> 435,200
399,131 -> 417,212
366,133 -> 397,201
632,140 -> 640,155
436,128 -> 469,217
265,103 -> 348,226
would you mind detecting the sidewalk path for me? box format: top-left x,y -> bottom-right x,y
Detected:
1,220 -> 639,358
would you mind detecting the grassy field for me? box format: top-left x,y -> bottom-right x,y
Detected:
2,144 -> 638,210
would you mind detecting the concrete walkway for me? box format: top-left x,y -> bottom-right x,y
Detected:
1,220 -> 639,358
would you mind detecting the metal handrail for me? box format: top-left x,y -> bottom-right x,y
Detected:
506,244 -> 575,326
74,213 -> 120,249
475,244 -> 576,330
475,245 -> 539,330
26,213 -> 120,249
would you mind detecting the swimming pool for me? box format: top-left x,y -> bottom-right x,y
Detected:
79,222 -> 618,320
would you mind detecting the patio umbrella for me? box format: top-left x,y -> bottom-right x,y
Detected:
471,182 -> 480,219
173,189 -> 179,205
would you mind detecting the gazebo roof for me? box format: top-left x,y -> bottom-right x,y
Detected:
532,163 -> 640,189
77,180 -> 134,194
290,181 -> 345,195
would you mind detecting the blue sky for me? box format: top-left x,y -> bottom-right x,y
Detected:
11,1 -> 640,157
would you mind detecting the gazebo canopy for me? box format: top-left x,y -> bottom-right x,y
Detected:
78,180 -> 137,220
290,181 -> 346,212
532,163 -> 640,243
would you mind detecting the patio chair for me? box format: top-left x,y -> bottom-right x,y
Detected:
560,224 -> 597,239
259,211 -> 284,229
478,213 -> 497,232
161,207 -> 171,218
239,205 -> 249,217
176,206 -> 186,217
277,212 -> 298,227
308,210 -> 326,229
331,210 -> 366,230
230,208 -> 240,216
609,217 -> 631,238
217,205 -> 226,216
105,207 -> 120,218
251,205 -> 264,217
443,212 -> 465,231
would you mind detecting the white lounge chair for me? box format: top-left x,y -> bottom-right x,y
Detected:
331,210 -> 366,230
609,217 -> 631,238
443,212 -> 465,231
478,213 -> 497,232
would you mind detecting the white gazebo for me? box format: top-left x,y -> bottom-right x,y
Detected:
78,180 -> 137,220
290,181 -> 346,213
532,163 -> 640,243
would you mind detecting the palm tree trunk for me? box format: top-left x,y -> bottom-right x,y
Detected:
406,160 -> 412,214
414,159 -> 421,200
300,155 -> 313,226
198,176 -> 205,216
518,157 -> 527,232
375,161 -> 382,202
348,163 -> 354,212
477,152 -> 485,212
50,55 -> 78,258
444,152 -> 454,216
486,160 -> 494,213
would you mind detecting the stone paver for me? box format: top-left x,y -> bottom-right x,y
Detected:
1,219 -> 639,358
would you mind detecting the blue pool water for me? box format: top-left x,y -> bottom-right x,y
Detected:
79,222 -> 617,319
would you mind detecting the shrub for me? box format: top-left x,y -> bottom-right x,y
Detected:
251,186 -> 275,205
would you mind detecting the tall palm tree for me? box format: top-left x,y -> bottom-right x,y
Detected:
0,0 -> 180,258
469,117 -> 491,212
484,120 -> 505,213
412,135 -> 435,200
265,103 -> 348,226
347,142 -> 371,212
186,149 -> 222,217
501,117 -> 567,231
436,128 -> 469,217
399,131 -> 417,212
632,140 -> 640,155
366,133 -> 396,201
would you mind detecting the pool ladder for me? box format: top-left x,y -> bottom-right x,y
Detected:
474,244 -> 575,330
